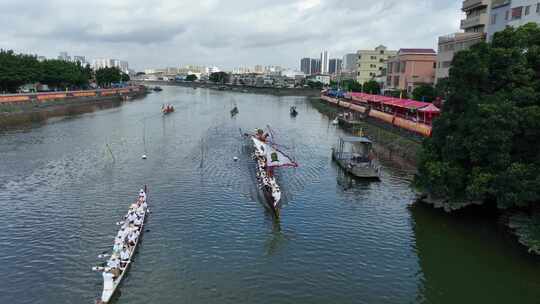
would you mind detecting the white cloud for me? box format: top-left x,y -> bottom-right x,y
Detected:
0,0 -> 462,70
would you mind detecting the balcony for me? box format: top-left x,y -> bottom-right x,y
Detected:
462,0 -> 488,11
460,14 -> 488,30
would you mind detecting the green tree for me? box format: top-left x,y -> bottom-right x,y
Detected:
340,79 -> 362,92
186,74 -> 197,81
95,67 -> 122,87
412,84 -> 436,102
209,72 -> 229,83
362,80 -> 380,94
414,22 -> 540,210
307,80 -> 323,89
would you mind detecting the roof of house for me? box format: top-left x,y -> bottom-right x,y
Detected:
398,48 -> 436,54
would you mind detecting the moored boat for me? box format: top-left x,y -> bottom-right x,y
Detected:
245,128 -> 298,217
331,136 -> 380,180
94,186 -> 149,304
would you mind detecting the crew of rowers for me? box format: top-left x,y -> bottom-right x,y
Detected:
104,189 -> 147,278
161,104 -> 174,113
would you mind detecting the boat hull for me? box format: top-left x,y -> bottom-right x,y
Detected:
332,150 -> 380,180
99,191 -> 149,303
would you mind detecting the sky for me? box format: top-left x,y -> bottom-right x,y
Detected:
0,0 -> 463,71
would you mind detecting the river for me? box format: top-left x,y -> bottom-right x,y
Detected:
1,86 -> 539,304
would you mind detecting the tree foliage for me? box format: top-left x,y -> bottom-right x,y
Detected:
209,72 -> 229,83
0,49 -> 91,92
362,80 -> 380,94
307,80 -> 323,89
412,84 -> 436,102
95,67 -> 127,87
341,79 -> 362,92
186,74 -> 197,81
414,23 -> 540,210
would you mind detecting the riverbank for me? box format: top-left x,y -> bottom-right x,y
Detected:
312,96 -> 540,256
310,97 -> 420,167
0,87 -> 146,128
132,80 -> 321,97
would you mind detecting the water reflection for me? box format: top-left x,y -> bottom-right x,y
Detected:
411,203 -> 540,304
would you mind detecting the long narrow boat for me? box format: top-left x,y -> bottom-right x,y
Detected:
246,129 -> 298,217
94,186 -> 149,304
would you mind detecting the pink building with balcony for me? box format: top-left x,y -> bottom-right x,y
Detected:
386,48 -> 437,94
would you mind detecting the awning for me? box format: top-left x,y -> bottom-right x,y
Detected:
418,103 -> 440,113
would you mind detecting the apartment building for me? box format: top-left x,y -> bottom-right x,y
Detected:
461,0 -> 491,33
435,32 -> 485,82
386,49 -> 437,93
356,45 -> 397,84
488,0 -> 540,40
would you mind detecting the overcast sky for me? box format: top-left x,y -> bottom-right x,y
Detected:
0,0 -> 462,71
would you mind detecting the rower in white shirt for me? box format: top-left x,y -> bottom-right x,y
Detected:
134,216 -> 143,226
127,231 -> 138,247
119,246 -> 130,267
139,189 -> 146,202
127,211 -> 137,224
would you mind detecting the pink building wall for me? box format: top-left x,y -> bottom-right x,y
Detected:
387,49 -> 436,93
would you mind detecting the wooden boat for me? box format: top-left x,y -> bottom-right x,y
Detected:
230,106 -> 239,117
162,105 -> 175,114
94,186 -> 149,304
331,136 -> 380,180
246,128 -> 298,217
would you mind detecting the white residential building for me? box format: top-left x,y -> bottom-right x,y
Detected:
320,51 -> 329,74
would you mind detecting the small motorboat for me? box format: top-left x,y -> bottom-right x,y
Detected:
332,117 -> 339,125
153,86 -> 163,92
290,106 -> 298,117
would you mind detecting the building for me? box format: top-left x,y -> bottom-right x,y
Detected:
356,45 -> 397,84
309,74 -> 330,85
73,56 -> 87,66
329,58 -> 342,75
310,58 -> 321,75
507,0 -> 540,27
320,51 -> 329,74
300,58 -> 312,75
461,0 -> 491,33
487,0 -> 512,40
487,1 -> 540,40
58,52 -> 71,61
435,32 -> 485,82
342,53 -> 357,72
92,58 -> 129,73
386,49 -> 437,93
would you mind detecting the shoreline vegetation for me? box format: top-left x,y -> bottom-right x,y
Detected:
133,80 -> 322,97
413,24 -> 540,255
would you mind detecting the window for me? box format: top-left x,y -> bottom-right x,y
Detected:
512,6 -> 523,20
490,14 -> 497,24
525,5 -> 531,15
505,10 -> 509,20
358,55 -> 362,59
379,58 -> 384,63
380,50 -> 384,54
433,62 -> 436,69
370,56 -> 377,60
537,3 -> 540,13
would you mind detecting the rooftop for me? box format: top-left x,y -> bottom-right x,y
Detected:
398,48 -> 436,54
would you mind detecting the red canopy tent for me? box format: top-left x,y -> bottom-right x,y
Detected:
418,103 -> 440,125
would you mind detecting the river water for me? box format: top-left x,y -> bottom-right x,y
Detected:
1,86 -> 539,304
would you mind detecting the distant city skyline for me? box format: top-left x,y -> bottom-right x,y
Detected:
0,1 -> 462,70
